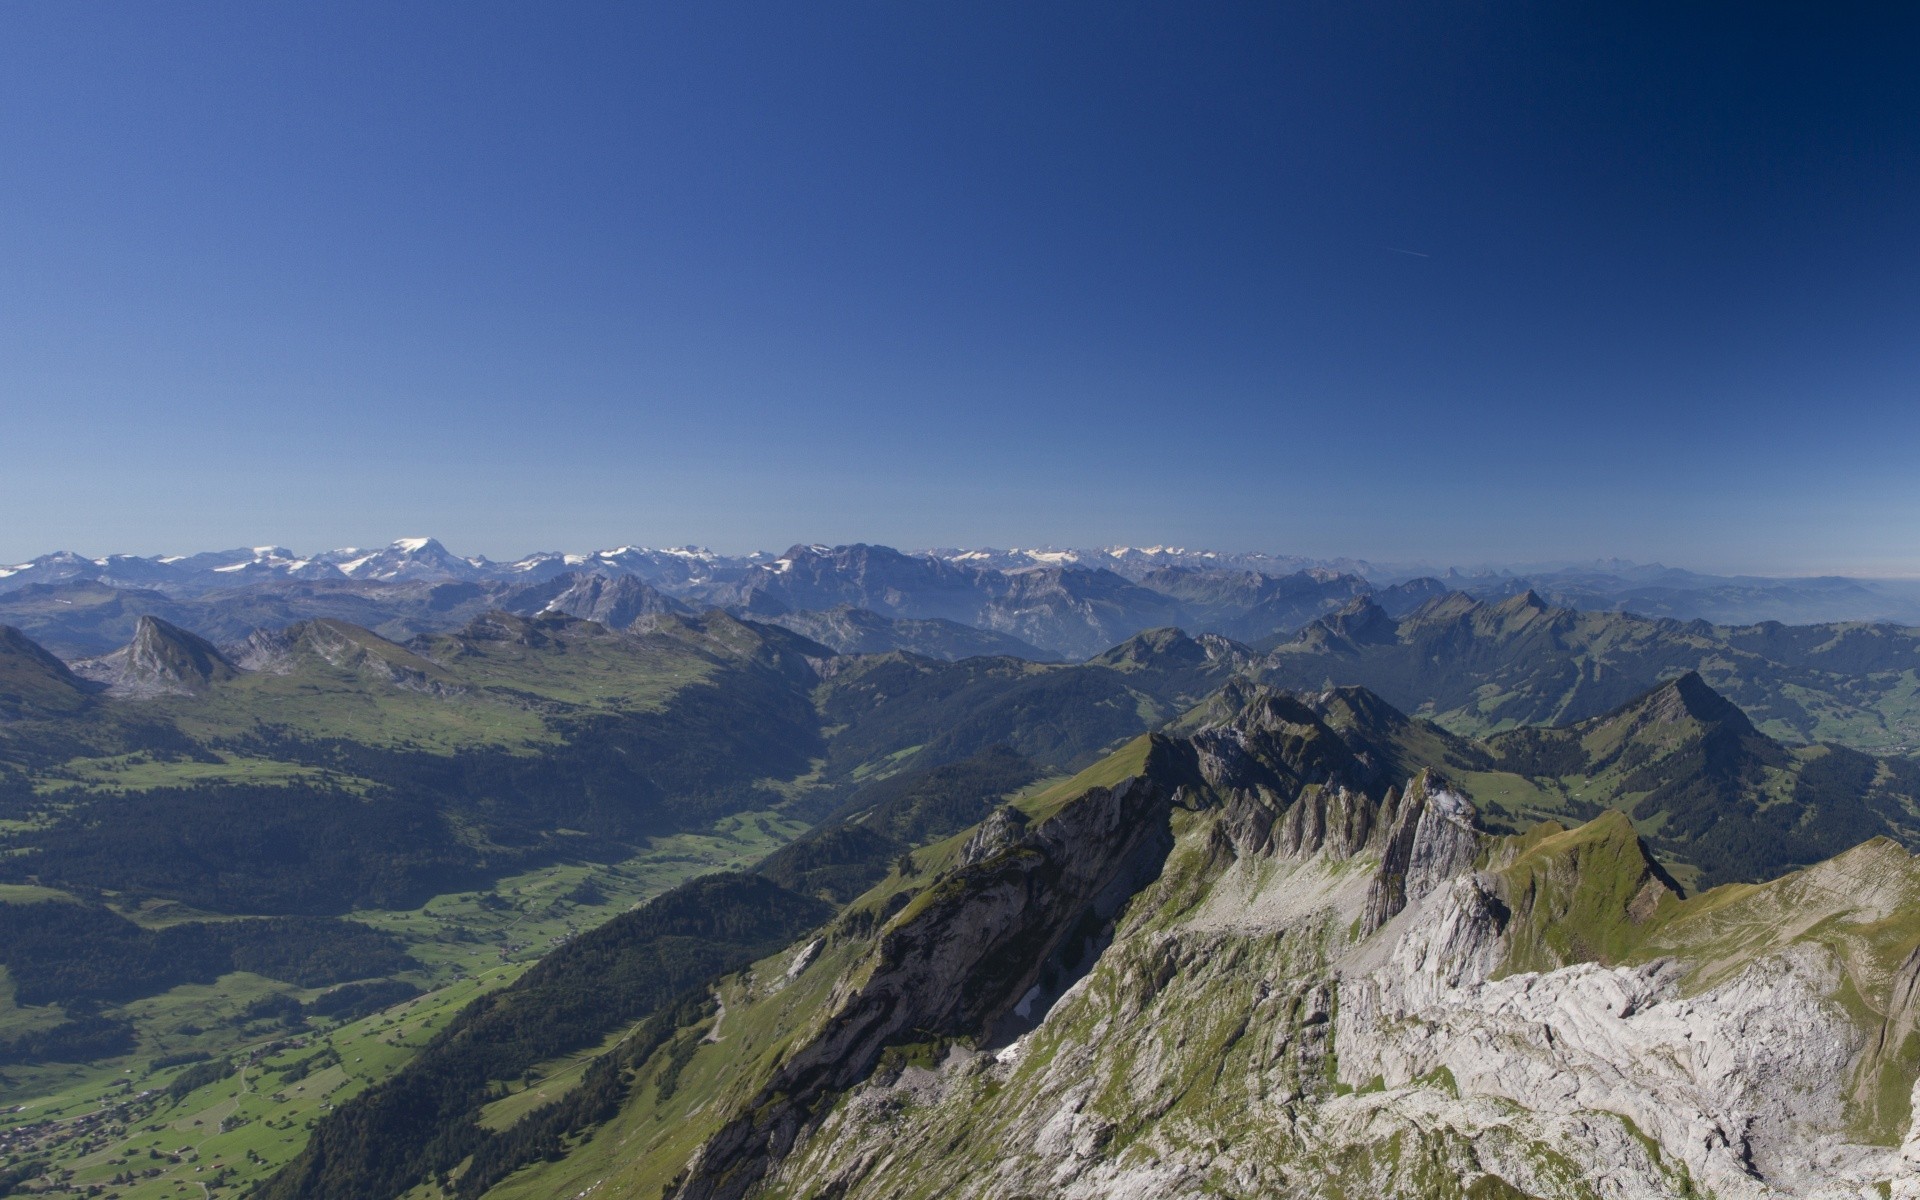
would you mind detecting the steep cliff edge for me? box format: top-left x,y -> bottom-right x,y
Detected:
750,764 -> 1920,1198
667,753 -> 1185,1200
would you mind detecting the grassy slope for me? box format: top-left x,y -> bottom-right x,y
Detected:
0,809 -> 803,1200
468,739 -> 1166,1200
147,617 -> 722,753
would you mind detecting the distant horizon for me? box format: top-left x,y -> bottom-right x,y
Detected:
7,534 -> 1920,584
5,6 -> 1917,581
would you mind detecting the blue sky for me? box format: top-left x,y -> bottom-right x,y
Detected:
3,3 -> 1917,572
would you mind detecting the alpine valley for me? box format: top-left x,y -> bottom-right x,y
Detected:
3,539 -> 1920,1198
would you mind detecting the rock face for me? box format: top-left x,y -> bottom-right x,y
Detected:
743,768 -> 1920,1199
233,618 -> 452,692
72,614 -> 238,696
957,804 -> 1031,867
669,770 -> 1181,1200
1360,775 -> 1481,933
1335,831 -> 1920,1199
458,686 -> 1920,1200
538,571 -> 685,628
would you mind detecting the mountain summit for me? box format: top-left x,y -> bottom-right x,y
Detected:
70,615 -> 239,697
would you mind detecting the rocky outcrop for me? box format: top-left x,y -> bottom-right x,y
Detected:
234,618 -> 454,693
957,804 -> 1030,867
667,773 -> 1178,1200
72,614 -> 238,697
1361,773 -> 1481,933
1331,830 -> 1920,1198
750,779 -> 1920,1199
538,571 -> 685,628
1337,896 -> 1890,1197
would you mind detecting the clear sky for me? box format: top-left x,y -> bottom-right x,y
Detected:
3,3 -> 1917,572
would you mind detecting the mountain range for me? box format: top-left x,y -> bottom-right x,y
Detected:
8,538 -> 1920,637
8,552 -> 1920,1197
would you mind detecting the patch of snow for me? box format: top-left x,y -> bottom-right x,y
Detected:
393,536 -> 435,552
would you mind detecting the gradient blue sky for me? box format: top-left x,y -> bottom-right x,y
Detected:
3,3 -> 1917,572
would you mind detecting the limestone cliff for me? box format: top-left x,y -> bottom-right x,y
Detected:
476,689 -> 1920,1200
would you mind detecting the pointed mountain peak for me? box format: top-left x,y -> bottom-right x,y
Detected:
1305,683 -> 1415,736
1322,595 -> 1397,642
1278,596 -> 1397,656
1636,670 -> 1747,728
1495,808 -> 1685,971
331,537 -> 483,581
71,615 -> 237,697
1492,588 -> 1551,615
124,616 -> 237,691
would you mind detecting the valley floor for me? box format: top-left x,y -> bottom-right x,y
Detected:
0,808 -> 805,1200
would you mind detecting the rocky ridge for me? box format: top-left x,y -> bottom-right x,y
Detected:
556,689 -> 1920,1200
71,614 -> 238,697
